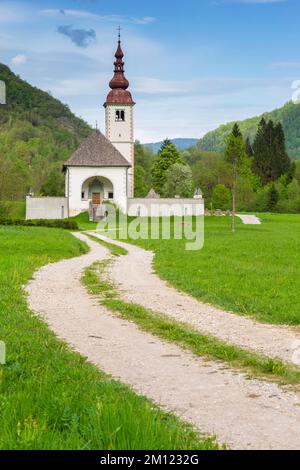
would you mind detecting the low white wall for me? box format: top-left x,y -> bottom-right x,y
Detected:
127,198 -> 204,217
26,197 -> 68,220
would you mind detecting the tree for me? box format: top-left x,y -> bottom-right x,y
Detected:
267,184 -> 279,211
212,184 -> 231,210
163,163 -> 194,198
252,118 -> 292,184
225,125 -> 248,232
41,169 -> 64,196
286,161 -> 296,185
245,137 -> 253,157
273,123 -> 291,180
232,123 -> 242,138
287,178 -> 300,199
134,165 -> 148,197
151,143 -> 184,195
158,138 -> 173,153
252,118 -> 272,184
0,153 -> 29,201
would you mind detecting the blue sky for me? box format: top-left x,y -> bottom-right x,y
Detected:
0,0 -> 299,142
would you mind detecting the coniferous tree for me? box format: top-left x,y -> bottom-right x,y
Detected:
159,138 -> 173,153
252,118 -> 291,185
232,123 -> 242,138
151,142 -> 184,195
253,118 -> 268,184
286,161 -> 296,185
267,184 -> 279,211
245,137 -> 254,157
273,123 -> 291,180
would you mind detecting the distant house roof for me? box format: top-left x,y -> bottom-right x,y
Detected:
146,189 -> 160,199
64,129 -> 131,168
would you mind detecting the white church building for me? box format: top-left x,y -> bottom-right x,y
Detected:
26,35 -> 203,221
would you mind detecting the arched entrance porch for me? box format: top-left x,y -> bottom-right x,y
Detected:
81,176 -> 114,204
81,176 -> 114,221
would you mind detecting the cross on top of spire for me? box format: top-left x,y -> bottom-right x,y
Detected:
118,26 -> 121,42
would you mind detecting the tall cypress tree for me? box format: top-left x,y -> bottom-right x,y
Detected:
252,118 -> 291,184
252,118 -> 270,184
273,123 -> 291,180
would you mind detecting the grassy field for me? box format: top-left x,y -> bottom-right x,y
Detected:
83,213 -> 300,326
0,225 -> 217,450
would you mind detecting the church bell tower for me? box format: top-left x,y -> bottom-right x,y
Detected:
104,30 -> 135,198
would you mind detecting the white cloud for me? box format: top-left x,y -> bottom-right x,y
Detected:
132,76 -> 290,96
40,9 -> 99,20
271,62 -> 300,69
11,54 -> 27,65
39,9 -> 156,25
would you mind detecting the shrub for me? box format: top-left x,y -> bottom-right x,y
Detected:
212,184 -> 231,210
0,218 -> 78,230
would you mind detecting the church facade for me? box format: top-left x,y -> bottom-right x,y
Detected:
26,35 -> 204,221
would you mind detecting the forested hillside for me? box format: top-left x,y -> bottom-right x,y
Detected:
197,102 -> 300,160
0,64 -> 91,203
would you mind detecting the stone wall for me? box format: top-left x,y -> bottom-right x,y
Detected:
26,197 -> 68,220
127,198 -> 204,217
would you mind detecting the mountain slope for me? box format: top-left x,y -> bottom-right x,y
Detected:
0,63 -> 91,200
197,102 -> 300,160
144,138 -> 198,154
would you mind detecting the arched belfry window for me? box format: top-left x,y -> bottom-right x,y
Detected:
116,110 -> 125,122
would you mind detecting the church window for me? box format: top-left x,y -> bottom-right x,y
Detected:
116,110 -> 125,122
81,191 -> 85,199
108,192 -> 114,200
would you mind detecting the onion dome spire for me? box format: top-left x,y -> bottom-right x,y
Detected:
104,28 -> 135,107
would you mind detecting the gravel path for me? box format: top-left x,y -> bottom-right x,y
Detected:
237,214 -> 261,225
26,233 -> 300,450
91,233 -> 300,365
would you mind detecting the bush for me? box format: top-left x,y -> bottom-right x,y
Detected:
212,184 -> 231,210
0,218 -> 78,230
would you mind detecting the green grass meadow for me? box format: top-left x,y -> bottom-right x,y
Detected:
93,213 -> 300,326
2,211 -> 300,449
0,225 -> 217,450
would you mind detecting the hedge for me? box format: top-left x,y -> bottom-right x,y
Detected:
0,218 -> 78,230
